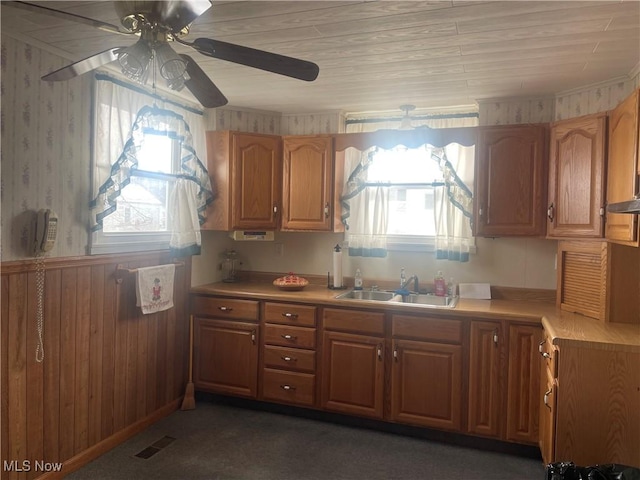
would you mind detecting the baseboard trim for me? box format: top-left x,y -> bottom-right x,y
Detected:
37,398 -> 182,480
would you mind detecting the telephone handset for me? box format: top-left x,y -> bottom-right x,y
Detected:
34,209 -> 58,255
33,209 -> 57,363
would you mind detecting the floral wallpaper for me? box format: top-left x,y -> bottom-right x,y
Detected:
281,112 -> 345,135
478,74 -> 640,125
554,77 -> 637,120
1,35 -> 91,261
478,97 -> 555,126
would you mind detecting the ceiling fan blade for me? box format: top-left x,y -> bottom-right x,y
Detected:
42,48 -> 124,82
4,1 -> 132,35
191,38 -> 319,82
180,54 -> 228,108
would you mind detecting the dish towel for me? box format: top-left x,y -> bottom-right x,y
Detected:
135,264 -> 176,314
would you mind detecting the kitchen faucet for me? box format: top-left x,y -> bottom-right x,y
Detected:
399,268 -> 419,293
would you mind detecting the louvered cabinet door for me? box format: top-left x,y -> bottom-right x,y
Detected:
557,241 -> 607,320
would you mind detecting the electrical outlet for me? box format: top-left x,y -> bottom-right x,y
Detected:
275,243 -> 284,256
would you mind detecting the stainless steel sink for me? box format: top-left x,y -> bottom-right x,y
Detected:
334,290 -> 396,301
403,293 -> 459,308
334,289 -> 458,308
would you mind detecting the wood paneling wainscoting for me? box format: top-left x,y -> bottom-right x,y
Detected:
1,252 -> 192,479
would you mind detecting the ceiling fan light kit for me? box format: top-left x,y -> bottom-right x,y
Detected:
8,0 -> 320,109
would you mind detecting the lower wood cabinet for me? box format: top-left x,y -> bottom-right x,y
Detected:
391,339 -> 462,431
191,295 -> 548,451
539,331 -> 640,466
321,330 -> 385,419
506,324 -> 541,444
468,320 -> 502,438
468,320 -> 541,444
261,302 -> 318,407
193,317 -> 259,398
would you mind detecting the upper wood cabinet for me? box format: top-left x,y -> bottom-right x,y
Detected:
282,135 -> 340,231
606,89 -> 639,246
474,125 -> 548,237
201,131 -> 282,231
547,113 -> 607,238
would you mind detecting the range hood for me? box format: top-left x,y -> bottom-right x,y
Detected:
607,196 -> 640,214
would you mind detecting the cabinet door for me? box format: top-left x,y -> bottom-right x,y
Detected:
193,318 -> 258,398
475,125 -> 547,236
547,114 -> 607,238
506,324 -> 541,444
467,321 -> 502,438
606,89 -> 639,245
232,133 -> 281,229
282,136 -> 333,231
392,339 -> 462,431
321,331 -> 384,419
539,366 -> 556,464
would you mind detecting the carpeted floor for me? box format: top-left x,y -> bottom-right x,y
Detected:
67,398 -> 546,480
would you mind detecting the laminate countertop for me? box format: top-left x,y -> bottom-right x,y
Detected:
191,282 -> 640,353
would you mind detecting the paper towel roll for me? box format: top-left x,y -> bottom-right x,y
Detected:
332,248 -> 343,288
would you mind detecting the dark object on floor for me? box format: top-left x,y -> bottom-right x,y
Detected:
134,436 -> 176,460
546,462 -> 640,480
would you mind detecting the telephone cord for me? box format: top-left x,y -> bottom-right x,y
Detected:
35,253 -> 45,363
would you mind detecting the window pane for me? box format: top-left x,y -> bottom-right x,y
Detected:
367,147 -> 440,237
103,135 -> 173,233
367,147 -> 443,183
138,134 -> 173,173
387,187 -> 435,236
103,177 -> 168,232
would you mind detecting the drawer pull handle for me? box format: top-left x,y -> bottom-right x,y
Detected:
280,384 -> 296,391
539,340 -> 551,359
281,355 -> 297,362
218,306 -> 233,312
281,334 -> 297,341
543,387 -> 553,409
282,313 -> 299,319
377,344 -> 383,361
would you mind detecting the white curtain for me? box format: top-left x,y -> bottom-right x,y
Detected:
343,112 -> 477,261
434,144 -> 474,261
90,74 -> 213,255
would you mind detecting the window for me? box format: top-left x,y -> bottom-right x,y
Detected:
366,146 -> 445,248
90,76 -> 212,256
102,133 -> 177,234
91,131 -> 181,254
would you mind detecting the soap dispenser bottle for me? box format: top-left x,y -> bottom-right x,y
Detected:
354,269 -> 363,290
434,271 -> 446,297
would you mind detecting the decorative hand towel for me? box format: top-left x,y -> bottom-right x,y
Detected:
136,264 -> 176,314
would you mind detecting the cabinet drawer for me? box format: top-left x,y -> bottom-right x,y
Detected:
392,315 -> 462,344
264,324 -> 316,349
192,296 -> 259,321
262,368 -> 315,406
264,303 -> 316,327
322,308 -> 385,335
264,345 -> 316,372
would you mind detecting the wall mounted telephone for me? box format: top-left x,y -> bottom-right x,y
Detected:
33,209 -> 57,363
34,209 -> 58,255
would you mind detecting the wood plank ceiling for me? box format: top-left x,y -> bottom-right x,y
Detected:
1,1 -> 639,114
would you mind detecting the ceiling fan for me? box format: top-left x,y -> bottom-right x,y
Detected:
5,1 -> 320,108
